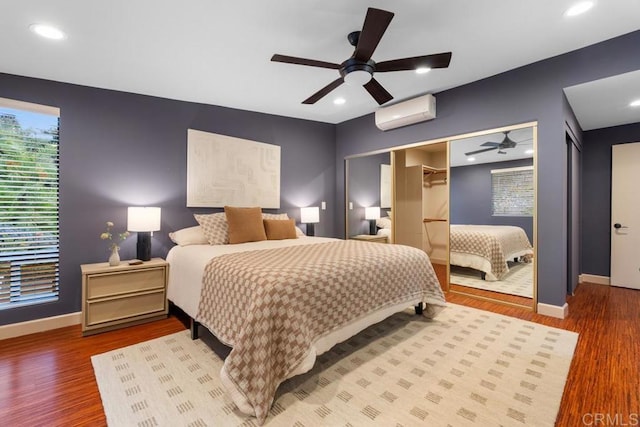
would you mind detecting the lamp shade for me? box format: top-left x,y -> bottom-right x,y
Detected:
127,207 -> 161,232
365,206 -> 381,220
300,206 -> 320,224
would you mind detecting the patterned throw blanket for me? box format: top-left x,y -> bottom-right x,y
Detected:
197,240 -> 445,424
450,225 -> 533,279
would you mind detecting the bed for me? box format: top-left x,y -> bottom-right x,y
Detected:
167,234 -> 445,424
449,224 -> 533,281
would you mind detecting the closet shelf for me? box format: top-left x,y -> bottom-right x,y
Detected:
422,165 -> 446,176
422,165 -> 447,187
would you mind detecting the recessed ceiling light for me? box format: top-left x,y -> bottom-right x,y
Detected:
415,67 -> 431,75
564,1 -> 595,17
29,23 -> 66,40
630,99 -> 640,107
525,149 -> 534,155
467,156 -> 476,162
333,98 -> 346,105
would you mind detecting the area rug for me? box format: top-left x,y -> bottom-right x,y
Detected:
450,262 -> 534,298
92,303 -> 577,426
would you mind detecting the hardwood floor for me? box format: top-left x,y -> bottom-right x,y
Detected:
1,283 -> 638,426
0,317 -> 186,426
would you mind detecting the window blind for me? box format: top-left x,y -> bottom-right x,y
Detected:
0,98 -> 60,309
491,166 -> 534,217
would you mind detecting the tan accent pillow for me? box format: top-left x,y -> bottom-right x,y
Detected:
193,212 -> 229,245
262,211 -> 305,236
224,206 -> 267,244
263,219 -> 297,240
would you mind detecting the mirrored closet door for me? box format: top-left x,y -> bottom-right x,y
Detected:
344,122 -> 537,308
448,124 -> 537,308
345,151 -> 392,241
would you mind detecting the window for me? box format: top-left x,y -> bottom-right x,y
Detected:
491,166 -> 534,216
0,97 -> 60,309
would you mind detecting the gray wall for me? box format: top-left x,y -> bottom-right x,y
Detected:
450,158 -> 534,241
0,73 -> 336,326
582,122 -> 640,276
335,30 -> 640,308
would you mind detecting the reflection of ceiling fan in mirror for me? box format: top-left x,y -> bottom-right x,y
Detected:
464,131 -> 532,156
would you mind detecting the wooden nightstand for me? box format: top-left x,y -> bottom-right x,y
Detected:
350,234 -> 388,243
81,258 -> 169,336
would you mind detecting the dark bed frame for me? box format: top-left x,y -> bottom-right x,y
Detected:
185,302 -> 425,341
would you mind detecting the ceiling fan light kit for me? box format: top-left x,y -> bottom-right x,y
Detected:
343,68 -> 373,86
271,7 -> 452,106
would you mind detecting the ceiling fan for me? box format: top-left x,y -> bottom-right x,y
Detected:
464,131 -> 532,156
271,7 -> 452,105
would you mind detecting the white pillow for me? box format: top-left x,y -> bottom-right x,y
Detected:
376,216 -> 392,229
168,225 -> 209,246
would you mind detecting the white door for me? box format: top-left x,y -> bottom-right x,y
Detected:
611,142 -> 640,289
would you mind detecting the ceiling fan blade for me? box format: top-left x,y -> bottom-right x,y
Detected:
465,146 -> 499,156
271,54 -> 340,70
353,8 -> 394,62
302,77 -> 344,104
376,52 -> 452,72
363,78 -> 393,105
480,142 -> 501,147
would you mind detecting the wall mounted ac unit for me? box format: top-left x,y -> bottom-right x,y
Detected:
375,93 -> 436,131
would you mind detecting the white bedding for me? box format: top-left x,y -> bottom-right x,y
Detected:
449,224 -> 533,281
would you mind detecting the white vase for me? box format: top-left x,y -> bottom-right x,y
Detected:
108,246 -> 120,266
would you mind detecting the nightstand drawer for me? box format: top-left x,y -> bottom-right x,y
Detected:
87,267 -> 165,299
86,290 -> 166,326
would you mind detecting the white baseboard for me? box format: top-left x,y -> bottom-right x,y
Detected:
537,302 -> 569,319
0,312 -> 82,341
579,274 -> 610,285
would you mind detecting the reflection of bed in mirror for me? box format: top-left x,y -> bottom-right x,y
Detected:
448,124 -> 536,306
449,224 -> 533,281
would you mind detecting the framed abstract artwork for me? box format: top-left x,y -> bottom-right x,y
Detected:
187,129 -> 281,208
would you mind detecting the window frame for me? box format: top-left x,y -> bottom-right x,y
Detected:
490,165 -> 534,217
0,97 -> 60,310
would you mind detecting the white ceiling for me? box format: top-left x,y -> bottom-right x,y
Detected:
2,1 -> 640,124
564,70 -> 640,131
